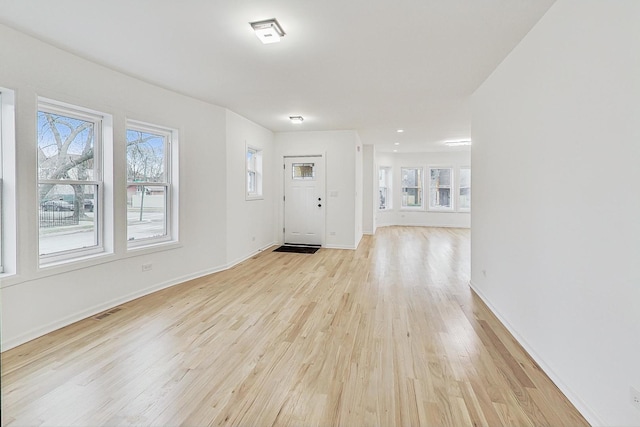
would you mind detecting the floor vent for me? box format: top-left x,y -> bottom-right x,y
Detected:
94,307 -> 123,320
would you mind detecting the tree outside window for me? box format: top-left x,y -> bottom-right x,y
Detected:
37,103 -> 103,261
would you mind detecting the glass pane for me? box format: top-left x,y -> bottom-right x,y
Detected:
402,188 -> 422,207
39,184 -> 97,255
247,149 -> 255,170
126,129 -> 166,182
247,171 -> 256,193
379,187 -> 388,209
292,163 -> 314,180
459,187 -> 471,209
430,168 -> 453,209
38,111 -> 95,181
459,168 -> 471,209
459,168 -> 471,188
127,185 -> 167,241
378,168 -> 386,186
402,168 -> 422,188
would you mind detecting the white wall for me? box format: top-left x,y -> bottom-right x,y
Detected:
0,24 -> 272,350
274,131 -> 361,249
471,1 -> 640,425
225,111 -> 276,265
354,134 -> 363,245
376,151 -> 471,228
362,145 -> 376,234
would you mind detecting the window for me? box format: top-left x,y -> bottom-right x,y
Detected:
246,146 -> 263,199
378,166 -> 392,210
429,167 -> 453,211
459,167 -> 471,210
401,167 -> 423,208
292,163 -> 315,180
126,121 -> 174,247
37,101 -> 105,263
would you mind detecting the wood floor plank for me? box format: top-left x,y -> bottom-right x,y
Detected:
1,227 -> 590,426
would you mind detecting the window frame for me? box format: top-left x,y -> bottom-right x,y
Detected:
400,166 -> 424,210
246,144 -> 263,200
458,166 -> 471,212
378,166 -> 392,210
126,120 -> 175,249
428,166 -> 454,212
37,99 -> 106,265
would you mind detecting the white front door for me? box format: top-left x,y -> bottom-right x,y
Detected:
283,156 -> 325,246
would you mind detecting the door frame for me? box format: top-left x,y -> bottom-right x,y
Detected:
282,154 -> 326,246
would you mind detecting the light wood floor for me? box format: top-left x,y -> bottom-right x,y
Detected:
2,227 -> 589,426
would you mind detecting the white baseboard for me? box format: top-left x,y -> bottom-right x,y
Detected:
469,280 -> 603,427
323,244 -> 357,250
224,242 -> 277,269
2,242 -> 277,352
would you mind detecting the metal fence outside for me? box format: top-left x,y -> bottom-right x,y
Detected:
39,209 -> 79,227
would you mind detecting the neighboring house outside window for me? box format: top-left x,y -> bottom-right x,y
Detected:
401,167 -> 423,208
428,167 -> 453,211
378,166 -> 392,210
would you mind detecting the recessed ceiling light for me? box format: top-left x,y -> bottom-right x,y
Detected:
394,142 -> 400,146
396,129 -> 404,133
393,149 -> 398,152
444,140 -> 472,147
250,18 -> 285,44
289,115 -> 304,124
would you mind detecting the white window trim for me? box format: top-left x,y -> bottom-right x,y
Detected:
400,166 -> 424,210
458,166 -> 471,212
378,165 -> 392,211
37,99 -> 110,266
0,88 -> 16,276
126,120 -> 178,250
245,143 -> 263,201
427,165 -> 455,212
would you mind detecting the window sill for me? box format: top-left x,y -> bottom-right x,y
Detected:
246,195 -> 264,201
127,240 -> 182,255
427,208 -> 455,213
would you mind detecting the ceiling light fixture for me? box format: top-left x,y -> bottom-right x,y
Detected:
396,129 -> 404,133
289,115 -> 304,124
250,18 -> 285,44
444,140 -> 472,147
394,142 -> 400,146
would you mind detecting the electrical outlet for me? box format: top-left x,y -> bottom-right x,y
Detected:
142,263 -> 152,272
631,386 -> 640,411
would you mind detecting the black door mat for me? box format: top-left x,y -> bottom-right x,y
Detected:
273,245 -> 320,254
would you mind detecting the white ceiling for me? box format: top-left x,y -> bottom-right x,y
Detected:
0,0 -> 554,152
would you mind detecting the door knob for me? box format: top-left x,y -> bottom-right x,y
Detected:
317,204 -> 322,207
318,197 -> 322,201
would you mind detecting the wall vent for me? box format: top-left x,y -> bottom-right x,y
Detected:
94,307 -> 123,320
